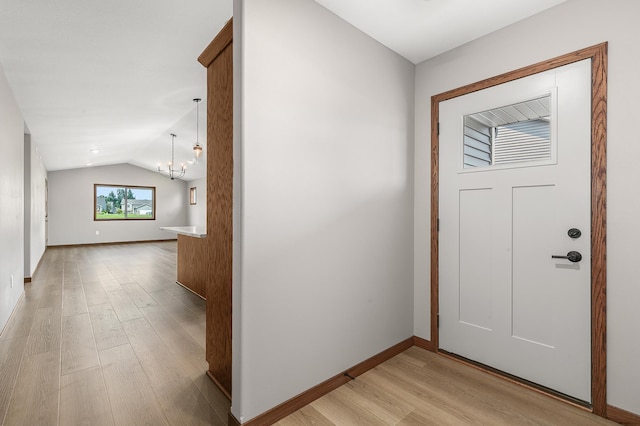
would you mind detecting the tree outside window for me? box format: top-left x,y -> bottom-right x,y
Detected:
95,184 -> 155,220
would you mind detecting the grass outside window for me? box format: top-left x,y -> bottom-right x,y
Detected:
94,184 -> 156,221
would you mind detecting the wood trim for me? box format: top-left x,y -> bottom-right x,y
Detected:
206,370 -> 231,401
346,338 -> 414,378
228,412 -> 241,426
175,281 -> 205,300
590,43 -> 608,418
607,405 -> 640,425
431,44 -> 608,103
24,277 -> 31,283
198,18 -> 233,68
430,94 -> 440,353
430,43 -> 608,415
237,372 -> 349,426
413,336 -> 435,352
205,30 -> 234,397
235,338 -> 414,426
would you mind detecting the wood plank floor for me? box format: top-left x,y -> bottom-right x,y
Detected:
276,346 -> 618,426
0,241 -> 229,426
0,242 -> 622,425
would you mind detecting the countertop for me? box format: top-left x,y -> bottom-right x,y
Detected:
160,226 -> 207,238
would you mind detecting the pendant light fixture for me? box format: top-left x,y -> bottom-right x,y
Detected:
192,98 -> 203,160
158,133 -> 186,180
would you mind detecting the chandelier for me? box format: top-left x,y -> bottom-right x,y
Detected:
192,98 -> 203,160
158,133 -> 186,180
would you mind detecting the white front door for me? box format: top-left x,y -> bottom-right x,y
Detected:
439,59 -> 592,402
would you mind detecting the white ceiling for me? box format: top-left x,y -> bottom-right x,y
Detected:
0,0 -> 232,180
314,0 -> 568,64
0,0 -> 566,180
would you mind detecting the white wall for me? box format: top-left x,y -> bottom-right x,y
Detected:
23,134 -> 47,277
47,163 -> 188,245
413,0 -> 640,415
0,64 -> 24,333
233,0 -> 415,421
186,177 -> 206,227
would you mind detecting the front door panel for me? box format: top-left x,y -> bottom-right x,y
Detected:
439,60 -> 592,402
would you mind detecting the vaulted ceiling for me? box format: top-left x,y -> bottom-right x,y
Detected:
0,0 -> 566,180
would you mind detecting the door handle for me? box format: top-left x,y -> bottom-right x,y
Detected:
551,251 -> 582,263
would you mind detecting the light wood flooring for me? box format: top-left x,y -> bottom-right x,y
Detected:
0,241 -> 229,425
276,346 -> 617,426
0,242 -> 622,426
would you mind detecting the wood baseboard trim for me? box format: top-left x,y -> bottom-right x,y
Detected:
47,239 -> 176,248
24,277 -> 31,283
206,370 -> 231,401
228,412 -> 241,426
175,281 -> 206,300
346,337 -> 414,377
224,336 -> 639,426
233,337 -> 414,425
413,336 -> 435,352
607,405 -> 640,425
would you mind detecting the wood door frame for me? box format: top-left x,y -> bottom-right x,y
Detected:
430,43 -> 608,416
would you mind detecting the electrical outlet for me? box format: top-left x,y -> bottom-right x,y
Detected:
96,230 -> 100,235
10,275 -> 13,288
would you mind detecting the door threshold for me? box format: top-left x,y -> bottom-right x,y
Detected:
437,349 -> 592,412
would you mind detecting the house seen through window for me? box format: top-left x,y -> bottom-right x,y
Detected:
94,184 -> 156,220
463,95 -> 552,169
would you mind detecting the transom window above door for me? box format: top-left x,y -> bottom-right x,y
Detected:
463,94 -> 554,170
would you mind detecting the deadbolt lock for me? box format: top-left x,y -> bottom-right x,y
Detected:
568,228 -> 582,239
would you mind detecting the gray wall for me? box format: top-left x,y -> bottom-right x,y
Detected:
233,0 -> 415,421
413,0 -> 640,415
186,177 -> 206,227
0,64 -> 24,333
47,163 -> 188,245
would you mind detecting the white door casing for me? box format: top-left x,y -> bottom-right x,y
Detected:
439,60 -> 592,402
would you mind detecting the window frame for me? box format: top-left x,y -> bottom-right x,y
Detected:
94,184 -> 156,221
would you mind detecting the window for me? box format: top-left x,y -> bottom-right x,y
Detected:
463,95 -> 552,169
94,184 -> 156,220
190,187 -> 197,205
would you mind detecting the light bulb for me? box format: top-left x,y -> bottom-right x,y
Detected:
193,144 -> 203,158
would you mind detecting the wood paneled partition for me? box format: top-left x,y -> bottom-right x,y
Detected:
176,235 -> 208,298
198,19 -> 234,400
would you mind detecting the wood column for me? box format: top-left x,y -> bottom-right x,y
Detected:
198,19 -> 233,399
